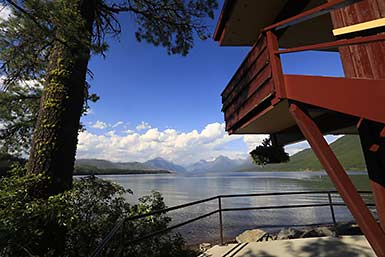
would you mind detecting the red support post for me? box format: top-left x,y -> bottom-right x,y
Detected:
266,31 -> 286,99
289,103 -> 385,257
358,120 -> 385,232
371,180 -> 385,232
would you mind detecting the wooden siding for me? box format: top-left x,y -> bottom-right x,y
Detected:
221,34 -> 275,132
330,0 -> 385,79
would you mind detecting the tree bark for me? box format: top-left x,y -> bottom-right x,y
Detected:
27,0 -> 97,195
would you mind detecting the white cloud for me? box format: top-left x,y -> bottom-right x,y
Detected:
84,109 -> 94,115
106,130 -> 116,137
77,122 -> 246,165
136,121 -> 152,131
124,129 -> 135,134
242,135 -> 269,152
112,121 -> 124,128
77,119 -> 345,165
91,120 -> 108,130
0,5 -> 11,21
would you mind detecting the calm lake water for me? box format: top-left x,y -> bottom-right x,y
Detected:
96,171 -> 373,244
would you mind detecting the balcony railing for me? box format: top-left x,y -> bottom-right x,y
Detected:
221,34 -> 274,132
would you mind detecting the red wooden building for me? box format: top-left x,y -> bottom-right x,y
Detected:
214,0 -> 385,255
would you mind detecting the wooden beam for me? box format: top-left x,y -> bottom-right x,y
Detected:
276,32 -> 385,54
266,31 -> 285,98
272,0 -> 311,38
333,17 -> 385,36
289,103 -> 385,257
284,75 -> 385,125
274,111 -> 357,146
262,0 -> 360,32
213,0 -> 235,41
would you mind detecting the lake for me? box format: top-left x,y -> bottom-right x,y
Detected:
96,171 -> 373,244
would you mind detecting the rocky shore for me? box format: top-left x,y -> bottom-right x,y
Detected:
198,222 -> 363,251
235,222 -> 362,243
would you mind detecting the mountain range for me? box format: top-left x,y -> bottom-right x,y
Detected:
74,135 -> 367,174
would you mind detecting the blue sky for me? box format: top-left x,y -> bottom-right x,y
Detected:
76,1 -> 345,164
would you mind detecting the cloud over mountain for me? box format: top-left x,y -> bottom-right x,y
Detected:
77,122 -> 267,165
78,119 -> 334,165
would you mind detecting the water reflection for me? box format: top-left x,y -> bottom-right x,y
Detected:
97,171 -> 371,244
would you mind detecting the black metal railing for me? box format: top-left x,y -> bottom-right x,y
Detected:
90,190 -> 374,257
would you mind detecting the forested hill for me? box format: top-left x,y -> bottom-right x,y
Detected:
260,135 -> 366,171
74,158 -> 173,175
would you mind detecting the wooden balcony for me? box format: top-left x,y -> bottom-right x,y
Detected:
221,34 -> 274,134
221,31 -> 385,145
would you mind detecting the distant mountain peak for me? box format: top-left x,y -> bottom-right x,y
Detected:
214,155 -> 227,160
144,158 -> 186,173
150,157 -> 167,161
186,155 -> 251,173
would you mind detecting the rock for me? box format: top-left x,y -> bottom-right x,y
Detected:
301,227 -> 334,238
336,222 -> 362,235
236,229 -> 267,243
276,228 -> 302,240
199,243 -> 211,252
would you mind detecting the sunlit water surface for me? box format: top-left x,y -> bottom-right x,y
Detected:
93,171 -> 372,244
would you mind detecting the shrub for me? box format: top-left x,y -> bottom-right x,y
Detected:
0,168 -> 195,257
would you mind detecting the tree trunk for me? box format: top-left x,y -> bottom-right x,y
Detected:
27,0 -> 97,195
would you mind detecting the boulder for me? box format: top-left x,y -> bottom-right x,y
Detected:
199,243 -> 211,252
276,228 -> 302,240
336,222 -> 362,235
301,227 -> 334,238
236,229 -> 266,243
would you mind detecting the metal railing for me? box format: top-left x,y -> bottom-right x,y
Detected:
90,190 -> 374,257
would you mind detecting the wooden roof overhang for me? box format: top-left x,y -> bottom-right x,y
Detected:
214,0 -> 335,47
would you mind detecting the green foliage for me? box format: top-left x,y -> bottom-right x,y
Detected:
128,0 -> 218,55
250,136 -> 290,166
0,152 -> 25,176
0,0 -> 98,155
0,170 -> 195,257
0,83 -> 41,155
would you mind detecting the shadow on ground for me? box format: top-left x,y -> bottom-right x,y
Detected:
233,236 -> 373,257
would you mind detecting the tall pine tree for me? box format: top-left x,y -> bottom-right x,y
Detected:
0,0 -> 217,195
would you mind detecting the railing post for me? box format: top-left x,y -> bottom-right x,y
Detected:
327,192 -> 338,237
218,196 -> 224,245
266,30 -> 285,100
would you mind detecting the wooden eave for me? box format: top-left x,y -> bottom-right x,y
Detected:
213,0 -> 335,47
